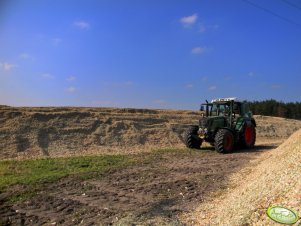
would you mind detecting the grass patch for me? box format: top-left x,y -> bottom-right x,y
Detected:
0,155 -> 132,191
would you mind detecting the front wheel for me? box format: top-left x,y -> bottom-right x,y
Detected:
214,129 -> 234,153
184,126 -> 202,149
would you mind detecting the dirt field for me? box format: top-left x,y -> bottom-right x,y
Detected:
1,106 -> 301,225
0,144 -> 278,225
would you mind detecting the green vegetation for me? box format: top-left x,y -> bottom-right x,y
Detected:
0,155 -> 135,204
0,148 -> 207,190
0,155 -> 131,191
248,99 -> 301,119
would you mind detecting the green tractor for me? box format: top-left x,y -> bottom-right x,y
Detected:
184,97 -> 256,153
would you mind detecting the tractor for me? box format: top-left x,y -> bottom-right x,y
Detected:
184,97 -> 256,153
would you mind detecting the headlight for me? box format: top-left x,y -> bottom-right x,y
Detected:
198,128 -> 205,137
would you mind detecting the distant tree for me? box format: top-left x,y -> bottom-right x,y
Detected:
276,103 -> 286,118
247,99 -> 301,119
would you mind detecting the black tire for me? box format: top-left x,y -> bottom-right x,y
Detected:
240,124 -> 256,148
214,129 -> 234,153
184,126 -> 202,149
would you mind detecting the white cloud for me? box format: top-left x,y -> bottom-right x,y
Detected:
0,62 -> 17,71
19,53 -> 33,60
92,100 -> 119,107
185,84 -> 194,89
248,72 -> 255,77
271,84 -> 281,89
180,14 -> 198,26
208,85 -> 217,91
153,99 -> 167,105
66,76 -> 76,81
74,21 -> 90,30
103,81 -> 135,88
201,76 -> 208,82
124,81 -> 134,86
199,24 -> 206,33
66,86 -> 76,93
41,73 -> 54,79
191,47 -> 205,54
52,38 -> 62,46
212,24 -> 220,30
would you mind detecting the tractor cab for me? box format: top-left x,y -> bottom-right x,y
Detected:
201,97 -> 252,118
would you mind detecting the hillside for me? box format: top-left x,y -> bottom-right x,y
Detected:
1,106 -> 301,159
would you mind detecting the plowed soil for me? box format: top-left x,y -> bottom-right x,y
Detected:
1,106 -> 301,225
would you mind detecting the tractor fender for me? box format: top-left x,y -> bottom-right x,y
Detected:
240,119 -> 253,129
245,119 -> 257,127
245,120 -> 252,127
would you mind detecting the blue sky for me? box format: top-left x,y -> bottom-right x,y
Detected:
1,0 -> 301,110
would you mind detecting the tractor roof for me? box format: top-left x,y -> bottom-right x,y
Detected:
210,97 -> 241,104
201,97 -> 243,105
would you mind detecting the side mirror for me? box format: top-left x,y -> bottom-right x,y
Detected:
200,105 -> 204,111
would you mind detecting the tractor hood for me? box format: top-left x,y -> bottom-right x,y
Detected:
199,116 -> 227,130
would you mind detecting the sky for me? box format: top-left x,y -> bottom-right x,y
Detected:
1,0 -> 301,110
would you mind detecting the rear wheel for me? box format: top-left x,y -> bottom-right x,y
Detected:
184,126 -> 202,149
214,129 -> 234,153
241,124 -> 256,148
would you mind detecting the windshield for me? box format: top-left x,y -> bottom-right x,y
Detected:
210,104 -> 230,116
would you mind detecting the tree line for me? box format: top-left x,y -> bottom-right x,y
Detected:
247,99 -> 301,119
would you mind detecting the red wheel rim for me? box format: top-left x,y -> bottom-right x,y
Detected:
245,127 -> 253,145
224,134 -> 233,150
